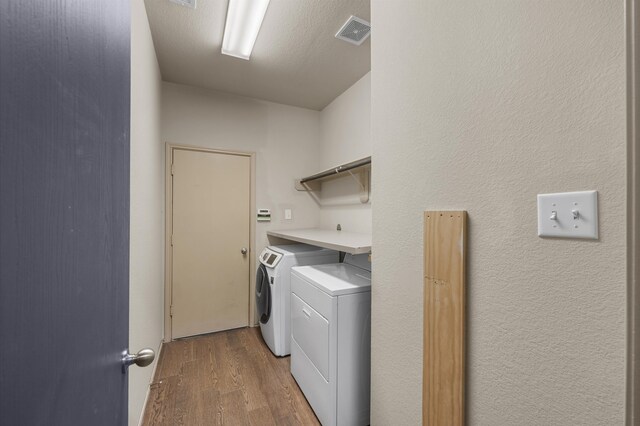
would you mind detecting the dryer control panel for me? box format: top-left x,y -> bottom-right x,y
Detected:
259,247 -> 283,268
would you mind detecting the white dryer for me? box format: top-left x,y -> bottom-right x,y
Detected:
256,244 -> 338,357
290,254 -> 372,426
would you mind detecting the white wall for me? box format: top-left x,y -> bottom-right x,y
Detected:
371,1 -> 627,425
129,0 -> 164,425
320,73 -> 371,169
318,73 -> 372,234
161,81 -> 322,285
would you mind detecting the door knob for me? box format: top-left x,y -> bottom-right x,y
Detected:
241,247 -> 248,255
122,348 -> 155,373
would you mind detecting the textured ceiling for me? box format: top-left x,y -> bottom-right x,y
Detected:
144,0 -> 371,110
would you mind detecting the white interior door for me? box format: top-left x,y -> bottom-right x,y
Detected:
171,148 -> 251,339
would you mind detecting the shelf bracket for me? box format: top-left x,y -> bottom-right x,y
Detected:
347,169 -> 370,203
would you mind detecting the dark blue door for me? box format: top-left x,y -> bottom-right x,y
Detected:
0,0 -> 130,424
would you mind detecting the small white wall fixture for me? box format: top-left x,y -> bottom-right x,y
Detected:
537,190 -> 598,239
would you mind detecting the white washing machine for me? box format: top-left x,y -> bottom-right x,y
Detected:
290,254 -> 372,426
256,244 -> 338,357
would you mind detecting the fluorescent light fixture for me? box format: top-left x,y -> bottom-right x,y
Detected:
221,0 -> 270,60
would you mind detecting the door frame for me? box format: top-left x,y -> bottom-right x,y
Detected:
628,1 -> 640,423
164,143 -> 257,341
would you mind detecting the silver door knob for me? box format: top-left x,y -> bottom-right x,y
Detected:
241,247 -> 248,255
122,348 -> 155,373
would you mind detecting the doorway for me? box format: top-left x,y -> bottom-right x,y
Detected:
165,145 -> 255,340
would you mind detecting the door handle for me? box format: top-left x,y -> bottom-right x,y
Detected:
122,348 -> 155,373
241,247 -> 248,255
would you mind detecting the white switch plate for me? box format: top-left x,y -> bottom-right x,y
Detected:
537,190 -> 598,239
284,208 -> 292,220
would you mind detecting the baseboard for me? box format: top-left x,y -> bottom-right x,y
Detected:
137,339 -> 164,426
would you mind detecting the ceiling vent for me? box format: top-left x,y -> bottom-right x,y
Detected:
169,0 -> 196,9
335,15 -> 371,46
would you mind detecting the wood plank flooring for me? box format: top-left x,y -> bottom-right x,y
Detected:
141,327 -> 320,426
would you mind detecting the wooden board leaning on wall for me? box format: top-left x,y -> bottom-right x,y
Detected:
423,211 -> 467,426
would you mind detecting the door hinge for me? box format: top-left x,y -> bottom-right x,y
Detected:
171,163 -> 174,175
171,234 -> 174,246
170,305 -> 173,317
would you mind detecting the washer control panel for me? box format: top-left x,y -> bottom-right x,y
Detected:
259,247 -> 283,268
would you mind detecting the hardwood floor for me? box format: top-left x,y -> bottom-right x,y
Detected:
141,327 -> 320,426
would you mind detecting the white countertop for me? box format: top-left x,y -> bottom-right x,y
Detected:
267,228 -> 372,255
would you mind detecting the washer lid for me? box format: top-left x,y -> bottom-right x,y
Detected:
291,263 -> 371,296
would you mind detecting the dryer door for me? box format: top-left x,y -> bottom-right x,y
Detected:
256,264 -> 271,324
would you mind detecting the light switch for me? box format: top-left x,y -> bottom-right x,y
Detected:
284,208 -> 292,220
537,191 -> 598,239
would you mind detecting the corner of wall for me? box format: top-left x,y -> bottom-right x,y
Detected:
317,71 -> 372,234
129,0 -> 164,424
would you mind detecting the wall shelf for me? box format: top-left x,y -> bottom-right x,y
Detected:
295,156 -> 371,203
267,228 -> 372,255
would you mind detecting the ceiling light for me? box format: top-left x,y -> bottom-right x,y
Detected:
221,0 -> 270,60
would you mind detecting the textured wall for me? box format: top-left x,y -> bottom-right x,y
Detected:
161,81 -> 322,274
370,1 -> 627,424
320,72 -> 372,169
319,72 -> 372,234
129,1 -> 164,425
